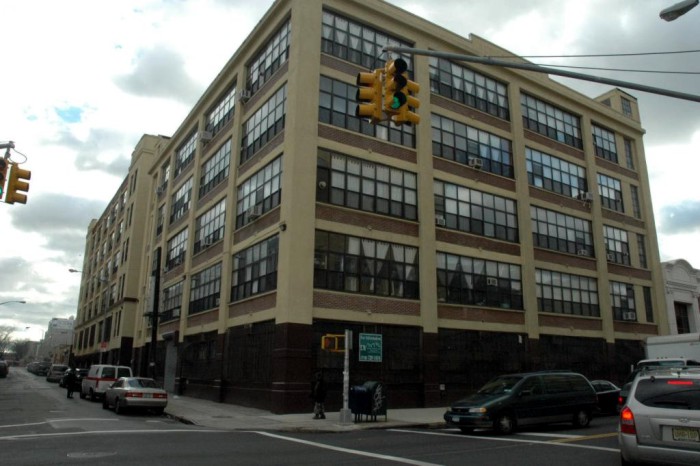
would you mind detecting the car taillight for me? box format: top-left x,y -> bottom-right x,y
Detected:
153,393 -> 167,399
620,406 -> 636,435
126,392 -> 144,398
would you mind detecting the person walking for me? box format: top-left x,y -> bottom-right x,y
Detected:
310,371 -> 327,419
64,368 -> 76,399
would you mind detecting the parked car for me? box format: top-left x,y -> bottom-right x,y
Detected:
102,377 -> 168,415
33,361 -> 51,376
619,368 -> 700,465
59,368 -> 88,390
590,380 -> 621,414
0,360 -> 8,378
81,365 -> 133,401
444,371 -> 598,434
45,364 -> 69,383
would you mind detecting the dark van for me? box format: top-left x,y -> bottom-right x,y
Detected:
444,371 -> 597,434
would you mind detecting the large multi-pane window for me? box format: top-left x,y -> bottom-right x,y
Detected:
170,177 -> 193,224
637,233 -> 648,269
190,262 -> 221,315
199,139 -> 231,199
526,147 -> 587,198
156,205 -> 164,236
603,225 -> 631,265
231,235 -> 279,301
314,230 -> 419,299
194,199 -> 225,254
429,57 -> 509,120
597,173 -> 624,212
316,149 -> 417,220
610,281 -> 636,321
247,20 -> 290,95
643,287 -> 654,323
206,86 -> 236,136
630,185 -> 641,219
236,156 -> 282,228
319,76 -> 414,147
174,131 -> 197,178
161,281 -> 183,322
165,229 -> 188,270
437,252 -> 522,309
240,84 -> 287,163
624,138 -> 635,170
531,206 -> 594,256
521,93 -> 582,149
536,269 -> 599,317
434,180 -> 518,243
592,124 -> 618,163
431,114 -> 513,177
321,10 -> 412,70
621,97 -> 633,118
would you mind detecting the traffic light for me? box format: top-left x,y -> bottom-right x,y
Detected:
383,58 -> 420,125
383,58 -> 408,115
0,158 -> 8,201
355,69 -> 383,123
5,162 -> 31,204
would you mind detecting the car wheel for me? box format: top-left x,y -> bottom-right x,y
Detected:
572,409 -> 591,427
115,399 -> 124,415
154,407 -> 165,415
89,389 -> 96,402
620,453 -> 635,466
493,413 -> 516,434
459,427 -> 474,434
79,391 -> 86,399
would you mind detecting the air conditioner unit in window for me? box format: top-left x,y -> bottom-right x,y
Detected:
606,253 -> 615,261
577,249 -> 589,257
486,277 -> 498,286
468,157 -> 483,169
576,192 -> 593,202
622,311 -> 637,321
202,237 -> 213,247
239,89 -> 252,103
199,131 -> 213,143
435,215 -> 446,227
247,205 -> 262,220
156,185 -> 166,195
173,257 -> 183,266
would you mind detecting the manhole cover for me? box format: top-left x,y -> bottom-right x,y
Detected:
68,452 -> 118,459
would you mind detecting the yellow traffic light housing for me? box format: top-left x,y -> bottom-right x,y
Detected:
383,58 -> 408,115
0,158 -> 8,201
321,334 -> 345,352
394,78 -> 420,126
5,162 -> 31,204
356,69 -> 383,123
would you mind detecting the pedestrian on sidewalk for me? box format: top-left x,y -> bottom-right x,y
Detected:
310,371 -> 327,419
64,368 -> 76,399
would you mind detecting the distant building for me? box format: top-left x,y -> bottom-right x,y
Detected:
662,259 -> 700,334
39,317 -> 75,363
73,0 -> 667,413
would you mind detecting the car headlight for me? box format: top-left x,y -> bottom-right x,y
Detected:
469,407 -> 487,414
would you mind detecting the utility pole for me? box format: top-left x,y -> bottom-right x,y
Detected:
383,47 -> 700,104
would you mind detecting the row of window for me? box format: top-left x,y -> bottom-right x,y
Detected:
157,229 -> 653,323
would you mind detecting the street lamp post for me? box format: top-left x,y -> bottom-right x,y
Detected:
660,0 -> 699,21
0,300 -> 26,306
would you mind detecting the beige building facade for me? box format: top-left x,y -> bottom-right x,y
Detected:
73,0 -> 667,413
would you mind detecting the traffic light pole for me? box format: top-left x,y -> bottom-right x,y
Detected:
339,328 -> 353,424
383,47 -> 700,104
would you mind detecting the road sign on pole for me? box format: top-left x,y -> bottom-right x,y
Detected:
359,333 -> 382,362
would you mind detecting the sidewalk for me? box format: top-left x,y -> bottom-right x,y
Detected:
165,395 -> 448,432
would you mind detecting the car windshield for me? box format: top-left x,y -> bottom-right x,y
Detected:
477,376 -> 522,395
635,378 -> 700,410
117,368 -> 131,378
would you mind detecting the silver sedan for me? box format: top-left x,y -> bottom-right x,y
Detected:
102,377 -> 168,415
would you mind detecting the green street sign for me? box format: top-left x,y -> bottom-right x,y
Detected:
359,333 -> 382,362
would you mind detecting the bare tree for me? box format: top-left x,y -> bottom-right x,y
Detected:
12,339 -> 32,361
0,325 -> 16,357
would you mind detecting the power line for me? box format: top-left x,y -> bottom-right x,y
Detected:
524,63 -> 700,75
488,49 -> 700,59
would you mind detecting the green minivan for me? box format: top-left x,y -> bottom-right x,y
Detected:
444,371 -> 598,434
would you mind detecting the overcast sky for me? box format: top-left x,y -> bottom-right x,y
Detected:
1,0 -> 698,342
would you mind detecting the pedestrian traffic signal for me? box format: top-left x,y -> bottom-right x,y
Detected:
356,69 -> 383,123
5,162 -> 31,204
0,158 -> 8,201
383,58 -> 408,115
321,334 -> 345,352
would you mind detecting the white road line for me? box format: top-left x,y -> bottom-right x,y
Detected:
517,432 -> 582,438
0,429 -> 225,441
250,431 -> 444,466
389,429 -> 619,453
0,419 -> 119,429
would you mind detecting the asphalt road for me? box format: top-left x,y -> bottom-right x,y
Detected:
2,368 -> 623,465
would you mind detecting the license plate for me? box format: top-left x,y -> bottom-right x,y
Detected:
452,416 -> 460,423
672,427 -> 700,442
143,393 -> 152,398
